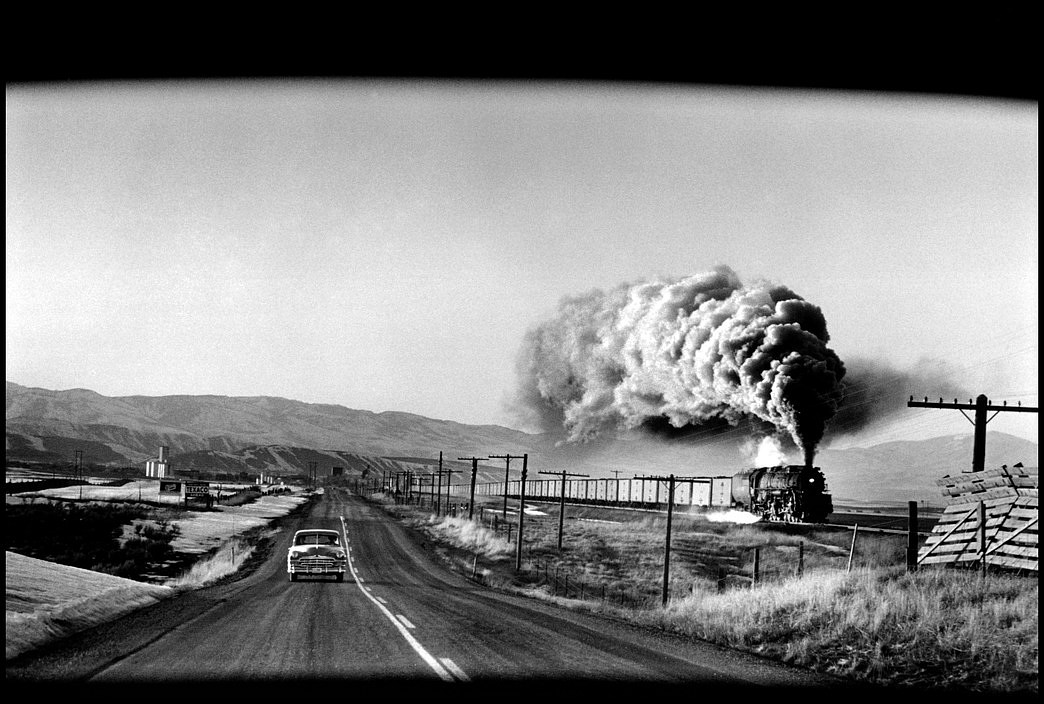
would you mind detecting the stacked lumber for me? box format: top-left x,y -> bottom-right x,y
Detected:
918,465 -> 1038,572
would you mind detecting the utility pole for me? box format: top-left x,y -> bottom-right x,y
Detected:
539,469 -> 590,551
490,453 -> 526,520
75,449 -> 83,500
907,395 -> 1038,472
458,457 -> 489,519
662,475 -> 676,606
642,474 -> 700,607
440,463 -> 462,516
436,452 -> 443,515
515,454 -> 528,572
415,474 -> 430,507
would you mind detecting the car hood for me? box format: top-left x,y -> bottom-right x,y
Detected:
288,545 -> 345,557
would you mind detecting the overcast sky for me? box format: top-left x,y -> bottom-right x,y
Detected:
6,80 -> 1038,446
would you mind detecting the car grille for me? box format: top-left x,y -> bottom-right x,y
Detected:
292,556 -> 343,573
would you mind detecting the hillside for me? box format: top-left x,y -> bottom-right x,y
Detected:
5,381 -> 548,465
817,433 -> 1038,506
5,382 -> 1038,504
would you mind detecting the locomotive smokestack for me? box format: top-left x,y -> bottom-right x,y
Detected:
804,447 -> 815,469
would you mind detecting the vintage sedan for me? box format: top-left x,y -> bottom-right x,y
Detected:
287,528 -> 347,582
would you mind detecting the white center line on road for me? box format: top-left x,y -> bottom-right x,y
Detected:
440,658 -> 470,682
376,597 -> 388,604
396,615 -> 416,630
339,516 -> 454,682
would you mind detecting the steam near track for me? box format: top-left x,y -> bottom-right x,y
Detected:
514,265 -> 847,465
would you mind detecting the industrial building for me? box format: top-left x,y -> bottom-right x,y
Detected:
144,445 -> 171,478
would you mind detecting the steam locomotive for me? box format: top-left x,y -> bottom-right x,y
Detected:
461,464 -> 833,523
730,465 -> 833,523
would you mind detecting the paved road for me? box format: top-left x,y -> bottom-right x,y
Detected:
8,487 -> 854,693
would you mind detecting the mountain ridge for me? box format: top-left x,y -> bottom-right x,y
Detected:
6,381 -> 1037,505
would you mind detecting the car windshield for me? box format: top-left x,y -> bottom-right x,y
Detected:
296,533 -> 338,546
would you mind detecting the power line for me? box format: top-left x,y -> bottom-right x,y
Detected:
490,453 -> 526,520
907,394 -> 1038,472
538,469 -> 590,551
457,456 -> 489,519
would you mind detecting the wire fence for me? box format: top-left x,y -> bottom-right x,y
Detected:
376,490 -> 947,608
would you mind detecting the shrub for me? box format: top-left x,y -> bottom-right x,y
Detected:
5,501 -> 180,580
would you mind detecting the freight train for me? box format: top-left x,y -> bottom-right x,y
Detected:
453,465 -> 832,523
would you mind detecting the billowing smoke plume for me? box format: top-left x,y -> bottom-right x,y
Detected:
514,266 -> 846,465
828,356 -> 971,437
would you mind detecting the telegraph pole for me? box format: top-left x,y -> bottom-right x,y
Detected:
441,464 -> 462,516
436,452 -> 443,515
490,453 -> 526,520
610,470 -> 623,504
641,474 -> 702,606
458,457 -> 489,519
640,474 -> 678,606
908,395 -> 1038,472
514,454 -> 528,572
415,474 -> 432,508
539,469 -> 590,551
75,449 -> 83,500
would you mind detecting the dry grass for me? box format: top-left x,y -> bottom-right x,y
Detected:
162,533 -> 264,590
643,567 -> 1038,692
379,495 -> 1038,694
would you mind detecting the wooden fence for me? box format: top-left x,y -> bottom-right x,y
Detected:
917,465 -> 1038,572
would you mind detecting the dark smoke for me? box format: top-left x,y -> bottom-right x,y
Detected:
826,356 -> 971,438
512,265 -> 847,463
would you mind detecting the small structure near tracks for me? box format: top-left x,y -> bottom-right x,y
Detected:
917,464 -> 1038,573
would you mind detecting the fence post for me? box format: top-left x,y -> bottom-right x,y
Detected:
847,524 -> 859,573
907,500 -> 919,572
797,541 -> 804,578
717,566 -> 726,593
979,500 -> 988,579
752,547 -> 760,587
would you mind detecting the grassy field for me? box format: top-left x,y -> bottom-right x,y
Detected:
377,492 -> 1038,695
